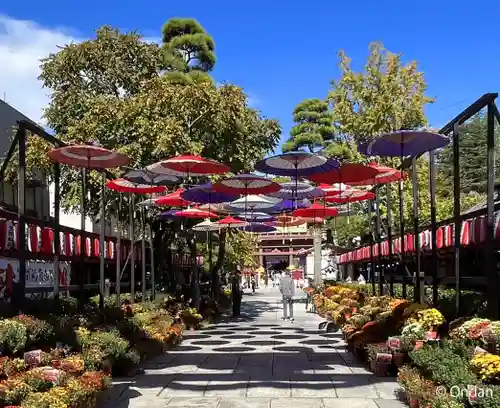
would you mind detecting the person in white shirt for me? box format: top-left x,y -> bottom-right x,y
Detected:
279,271 -> 295,321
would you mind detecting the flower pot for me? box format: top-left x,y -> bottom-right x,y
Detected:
392,351 -> 405,366
373,361 -> 389,377
407,395 -> 420,408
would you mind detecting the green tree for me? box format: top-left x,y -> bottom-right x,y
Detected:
282,99 -> 335,152
437,113 -> 500,195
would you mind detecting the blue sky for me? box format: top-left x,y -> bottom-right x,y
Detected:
2,0 -> 500,152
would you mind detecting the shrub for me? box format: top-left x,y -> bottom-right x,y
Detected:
0,319 -> 27,354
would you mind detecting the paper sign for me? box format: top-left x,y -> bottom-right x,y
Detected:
474,346 -> 488,355
387,337 -> 401,350
24,349 -> 42,366
41,367 -> 63,383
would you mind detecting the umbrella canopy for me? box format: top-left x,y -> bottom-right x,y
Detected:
324,189 -> 375,203
240,223 -> 276,233
174,208 -> 218,219
266,199 -> 311,214
216,215 -> 249,228
181,182 -> 239,204
348,162 -> 405,186
226,195 -> 276,212
198,202 -> 230,214
304,163 -> 379,185
318,183 -> 349,196
272,217 -> 305,228
254,151 -> 340,176
155,189 -> 188,207
358,130 -> 450,157
47,145 -> 130,169
292,202 -> 339,218
159,210 -> 178,219
106,178 -> 166,194
213,174 -> 280,195
122,169 -> 179,186
235,212 -> 277,222
136,198 -> 158,207
192,219 -> 222,232
147,154 -> 230,176
267,181 -> 324,200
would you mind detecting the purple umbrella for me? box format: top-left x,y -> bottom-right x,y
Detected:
181,182 -> 240,204
240,222 -> 277,233
266,199 -> 311,214
267,180 -> 324,200
235,212 -> 277,222
159,210 -> 178,220
357,130 -> 450,158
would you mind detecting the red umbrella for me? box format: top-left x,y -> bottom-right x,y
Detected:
292,202 -> 339,218
273,217 -> 305,228
174,208 -> 218,219
48,145 -> 129,169
318,183 -> 350,197
324,190 -> 376,204
304,163 -> 378,185
216,215 -> 248,228
349,162 -> 405,186
155,189 -> 188,207
148,155 -> 230,177
213,174 -> 280,195
106,179 -> 166,194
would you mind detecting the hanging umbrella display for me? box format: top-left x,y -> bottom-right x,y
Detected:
304,162 -> 379,185
357,130 -> 449,157
267,181 -> 324,200
173,208 -> 218,219
216,216 -> 249,228
192,219 -> 222,232
273,215 -> 306,227
47,145 -> 130,169
181,182 -> 239,204
48,144 -> 130,309
198,202 -> 230,214
122,169 -> 180,186
318,183 -> 349,196
213,174 -> 281,195
147,154 -> 230,178
323,187 -> 376,203
226,195 -> 276,213
348,162 -> 405,186
254,151 -> 339,177
137,198 -> 159,207
106,179 -> 166,194
235,212 -> 276,222
158,210 -> 179,220
266,199 -> 311,214
292,202 -> 339,218
155,189 -> 188,207
240,223 -> 277,233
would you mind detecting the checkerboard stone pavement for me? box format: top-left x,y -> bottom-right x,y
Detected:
99,287 -> 406,408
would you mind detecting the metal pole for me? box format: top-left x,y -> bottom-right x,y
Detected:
398,179 -> 407,298
386,183 -> 394,296
313,225 -> 322,286
452,123 -> 461,315
99,173 -> 105,309
141,206 -> 146,302
16,125 -> 27,311
368,202 -> 375,294
150,223 -> 155,301
429,151 -> 439,305
486,102 -> 497,318
412,158 -> 421,303
79,168 -> 87,308
129,194 -> 135,302
116,194 -> 121,307
53,163 -> 60,299
375,188 -> 383,295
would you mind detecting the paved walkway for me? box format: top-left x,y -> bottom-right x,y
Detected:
101,287 -> 405,408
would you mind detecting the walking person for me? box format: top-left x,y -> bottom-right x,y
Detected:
232,271 -> 243,317
279,270 -> 295,321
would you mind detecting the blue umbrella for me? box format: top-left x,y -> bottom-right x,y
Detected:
235,212 -> 277,222
159,210 -> 178,220
266,199 -> 311,214
181,182 -> 240,204
268,181 -> 324,200
123,169 -> 180,186
240,223 -> 277,233
357,130 -> 450,158
254,151 -> 340,177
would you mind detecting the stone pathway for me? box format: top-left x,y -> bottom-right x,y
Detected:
101,287 -> 405,408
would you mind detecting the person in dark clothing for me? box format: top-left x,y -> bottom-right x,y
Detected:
251,278 -> 256,293
231,271 -> 243,316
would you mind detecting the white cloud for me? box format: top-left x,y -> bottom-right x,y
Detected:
0,15 -> 81,125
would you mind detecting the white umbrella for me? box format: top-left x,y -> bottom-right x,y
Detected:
226,195 -> 277,213
192,219 -> 223,232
